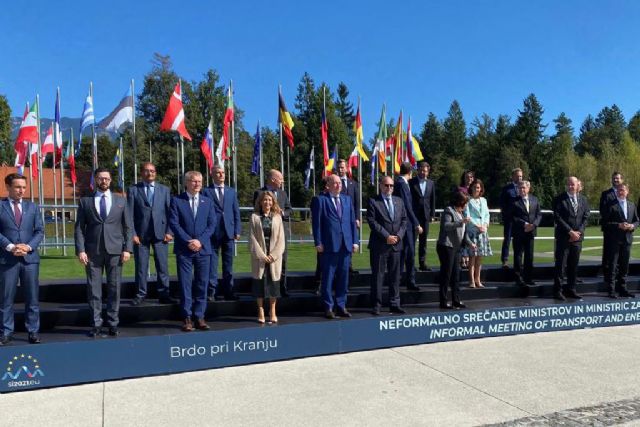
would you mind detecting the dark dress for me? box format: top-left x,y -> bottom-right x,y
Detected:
251,215 -> 281,298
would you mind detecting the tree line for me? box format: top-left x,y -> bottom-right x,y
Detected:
2,52 -> 640,211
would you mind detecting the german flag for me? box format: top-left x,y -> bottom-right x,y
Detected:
279,91 -> 295,149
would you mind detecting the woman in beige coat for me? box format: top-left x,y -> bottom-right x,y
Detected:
249,191 -> 286,324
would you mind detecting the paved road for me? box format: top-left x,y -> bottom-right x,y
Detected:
3,325 -> 640,426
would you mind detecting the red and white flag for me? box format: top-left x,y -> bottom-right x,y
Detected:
41,125 -> 54,158
14,104 -> 30,168
29,141 -> 39,179
160,81 -> 192,141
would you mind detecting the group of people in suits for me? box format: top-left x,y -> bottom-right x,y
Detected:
2,163 -> 640,344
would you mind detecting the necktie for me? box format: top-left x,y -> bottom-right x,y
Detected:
334,196 -> 342,219
191,196 -> 197,218
100,195 -> 107,220
386,197 -> 394,220
570,196 -> 577,214
12,200 -> 21,226
146,184 -> 154,205
420,180 -> 426,196
216,187 -> 223,203
342,178 -> 347,190
524,198 -> 529,213
621,201 -> 627,220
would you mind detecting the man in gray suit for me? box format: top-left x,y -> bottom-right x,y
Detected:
75,168 -> 133,338
127,162 -> 175,305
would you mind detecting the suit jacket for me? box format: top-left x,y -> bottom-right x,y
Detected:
604,199 -> 640,245
127,182 -> 172,242
203,185 -> 242,240
499,182 -> 519,220
393,177 -> 419,237
0,199 -> 44,264
169,192 -> 217,256
437,206 -> 470,248
511,195 -> 542,238
75,193 -> 133,256
311,192 -> 359,253
408,176 -> 436,222
339,176 -> 360,218
366,195 -> 407,253
599,188 -> 617,230
553,192 -> 590,242
248,213 -> 285,281
253,187 -> 292,222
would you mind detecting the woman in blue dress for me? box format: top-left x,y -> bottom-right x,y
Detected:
464,179 -> 492,288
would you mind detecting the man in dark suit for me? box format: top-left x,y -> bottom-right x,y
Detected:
253,169 -> 293,296
393,162 -> 422,291
127,162 -> 175,306
603,183 -> 638,298
409,161 -> 436,271
169,171 -> 217,332
337,159 -> 361,277
203,165 -> 241,301
367,176 -> 408,315
599,172 -> 624,278
510,180 -> 542,288
499,168 -> 524,268
312,174 -> 359,319
0,173 -> 44,345
75,168 -> 133,338
552,176 -> 590,300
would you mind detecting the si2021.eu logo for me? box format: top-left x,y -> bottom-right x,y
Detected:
2,354 -> 44,388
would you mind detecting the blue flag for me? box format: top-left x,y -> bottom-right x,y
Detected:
250,122 -> 261,176
78,93 -> 95,154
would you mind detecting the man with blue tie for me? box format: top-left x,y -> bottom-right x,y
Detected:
76,168 -> 133,338
409,161 -> 436,271
127,162 -> 175,305
169,171 -> 217,332
510,180 -> 542,289
312,174 -> 359,319
367,176 -> 408,315
203,165 -> 241,301
0,173 -> 44,345
603,183 -> 638,298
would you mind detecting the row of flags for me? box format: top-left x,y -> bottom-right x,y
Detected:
13,80 -> 424,193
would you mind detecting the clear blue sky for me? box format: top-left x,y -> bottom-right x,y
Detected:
2,0 -> 640,139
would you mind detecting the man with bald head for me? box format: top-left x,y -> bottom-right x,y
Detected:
552,176 -> 590,300
253,169 -> 293,296
312,174 -> 359,319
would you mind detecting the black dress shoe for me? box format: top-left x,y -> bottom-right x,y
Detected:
88,327 -> 103,338
371,307 -> 381,316
407,284 -> 421,291
336,309 -> 352,318
28,333 -> 41,344
564,290 -> 582,299
418,264 -> 429,272
553,291 -> 567,301
619,290 -> 635,298
159,295 -> 178,304
325,310 -> 336,319
439,303 -> 453,309
224,293 -> 240,301
390,306 -> 406,314
607,292 -> 618,299
131,296 -> 144,306
527,281 -> 537,286
453,302 -> 467,309
0,335 -> 12,345
108,327 -> 119,337
576,278 -> 584,284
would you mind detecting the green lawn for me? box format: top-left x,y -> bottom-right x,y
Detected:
38,225 -> 640,279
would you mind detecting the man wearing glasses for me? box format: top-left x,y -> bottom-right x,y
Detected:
127,162 -> 175,306
75,168 -> 132,338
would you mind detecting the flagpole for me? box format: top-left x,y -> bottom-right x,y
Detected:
70,128 -> 77,218
89,82 -> 97,173
358,97 -> 363,254
312,147 -> 316,196
180,135 -> 185,184
258,120 -> 264,188
120,137 -> 125,190
176,138 -> 181,191
278,85 -> 285,176
36,94 -> 46,254
58,87 -> 67,255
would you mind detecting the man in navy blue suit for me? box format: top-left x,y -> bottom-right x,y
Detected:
409,161 -> 435,271
127,162 -> 175,305
312,174 -> 359,319
203,165 -> 241,301
499,168 -> 524,268
169,171 -> 217,332
511,180 -> 542,288
337,159 -> 361,277
394,162 -> 422,291
0,173 -> 44,345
